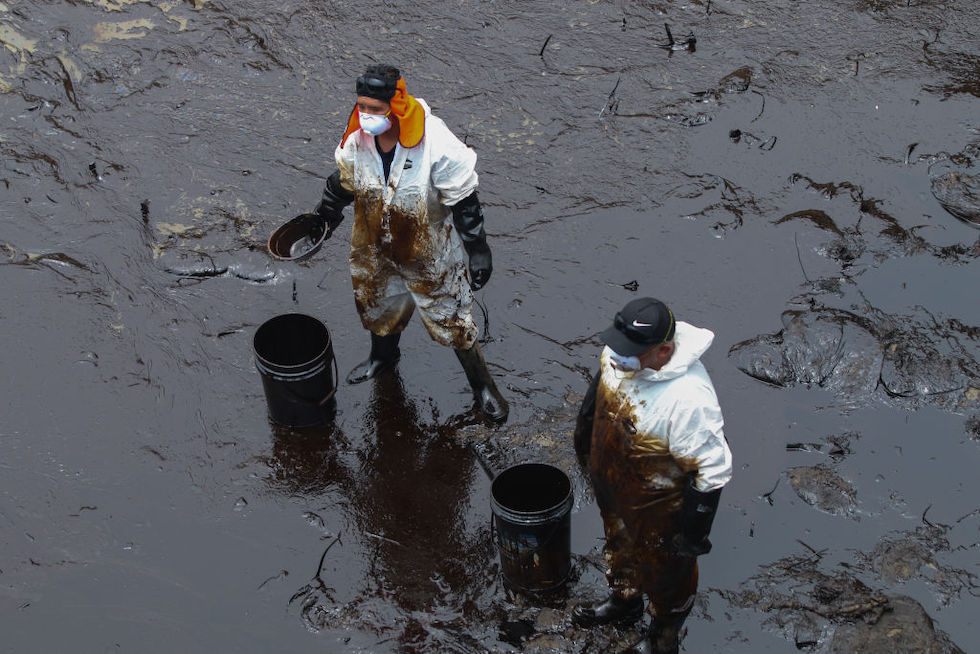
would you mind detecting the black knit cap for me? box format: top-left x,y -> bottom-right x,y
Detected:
356,63 -> 399,102
600,297 -> 676,356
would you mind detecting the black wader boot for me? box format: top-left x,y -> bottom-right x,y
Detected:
622,617 -> 684,654
572,593 -> 644,627
454,341 -> 508,423
346,332 -> 401,384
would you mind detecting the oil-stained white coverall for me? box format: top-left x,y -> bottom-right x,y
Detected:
335,98 -> 479,350
587,321 -> 732,620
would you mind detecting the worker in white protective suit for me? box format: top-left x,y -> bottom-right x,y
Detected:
572,297 -> 732,654
311,64 -> 507,423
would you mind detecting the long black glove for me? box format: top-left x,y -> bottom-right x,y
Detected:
451,191 -> 492,290
314,170 -> 354,235
673,482 -> 722,557
573,371 -> 600,466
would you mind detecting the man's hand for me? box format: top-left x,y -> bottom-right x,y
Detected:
314,170 -> 354,234
313,209 -> 342,237
468,246 -> 492,290
672,532 -> 712,557
451,192 -> 493,290
674,483 -> 722,557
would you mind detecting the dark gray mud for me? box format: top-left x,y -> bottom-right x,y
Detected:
2,1 -> 978,651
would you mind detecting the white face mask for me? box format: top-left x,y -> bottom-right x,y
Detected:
359,112 -> 392,136
608,351 -> 643,372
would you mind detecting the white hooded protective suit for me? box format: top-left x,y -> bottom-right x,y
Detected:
594,321 -> 732,494
334,98 -> 479,349
587,320 -> 731,618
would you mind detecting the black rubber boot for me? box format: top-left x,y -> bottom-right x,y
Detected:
346,332 -> 401,384
454,342 -> 508,423
571,593 -> 644,627
622,618 -> 683,654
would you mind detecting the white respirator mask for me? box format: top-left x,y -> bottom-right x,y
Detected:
359,111 -> 392,136
608,351 -> 643,372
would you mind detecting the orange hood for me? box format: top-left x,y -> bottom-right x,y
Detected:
340,77 -> 425,149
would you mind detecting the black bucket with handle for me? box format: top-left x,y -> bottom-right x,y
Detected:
491,463 -> 573,594
253,313 -> 337,427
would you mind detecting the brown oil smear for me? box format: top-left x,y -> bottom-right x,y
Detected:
589,378 -> 701,620
351,188 -> 429,267
589,378 -> 692,522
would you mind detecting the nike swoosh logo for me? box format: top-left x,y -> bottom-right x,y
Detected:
632,320 -> 653,328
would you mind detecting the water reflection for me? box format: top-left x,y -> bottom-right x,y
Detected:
350,374 -> 494,616
269,420 -> 350,498
270,373 -> 496,646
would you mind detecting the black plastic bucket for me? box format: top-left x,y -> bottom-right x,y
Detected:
253,313 -> 337,427
491,463 -> 573,594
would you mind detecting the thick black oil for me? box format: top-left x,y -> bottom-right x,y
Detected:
1,1 -> 977,651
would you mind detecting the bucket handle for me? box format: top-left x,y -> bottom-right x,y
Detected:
316,351 -> 339,406
272,351 -> 339,407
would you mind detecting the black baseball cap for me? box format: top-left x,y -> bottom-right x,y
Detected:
600,297 -> 676,356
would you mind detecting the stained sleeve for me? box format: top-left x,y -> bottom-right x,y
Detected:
667,399 -> 732,492
334,139 -> 357,193
428,119 -> 479,206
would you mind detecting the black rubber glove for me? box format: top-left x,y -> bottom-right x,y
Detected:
314,170 -> 354,236
451,191 -> 492,290
673,482 -> 722,557
573,371 -> 600,466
